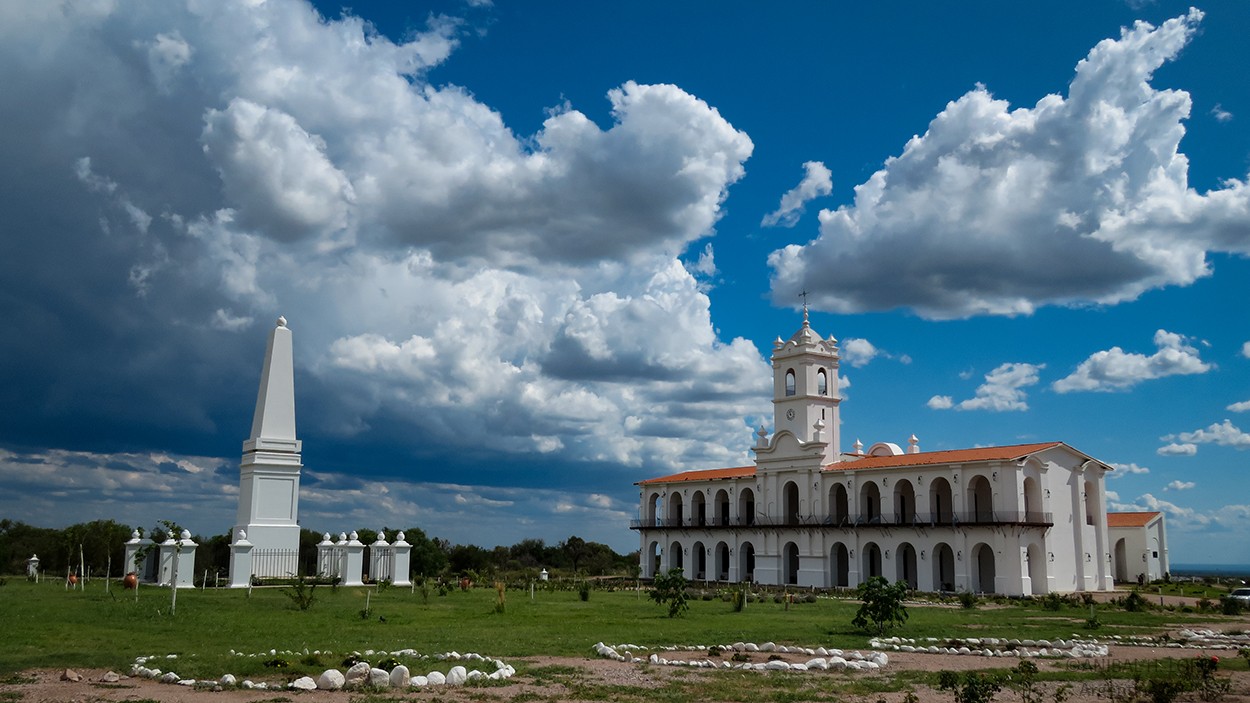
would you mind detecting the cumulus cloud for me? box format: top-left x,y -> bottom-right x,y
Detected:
1242,342 -> 1250,358
1053,329 -> 1211,392
1168,419 -> 1250,450
929,362 -> 1044,412
761,161 -> 833,227
1164,480 -> 1194,491
0,0 -> 769,530
1211,104 -> 1232,122
770,9 -> 1250,319
1108,461 -> 1150,478
840,337 -> 910,368
1228,399 -> 1250,412
1157,442 -> 1197,456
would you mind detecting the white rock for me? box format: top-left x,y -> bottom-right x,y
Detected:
745,643 -> 760,652
761,642 -> 776,652
733,642 -> 746,651
317,669 -> 345,690
159,672 -> 179,684
806,658 -> 828,670
368,668 -> 391,688
390,665 -> 410,688
220,674 -> 236,687
241,680 -> 255,689
815,646 -> 829,656
862,661 -> 880,670
791,663 -> 808,671
427,671 -> 446,685
765,660 -> 790,671
468,670 -> 485,680
291,676 -> 317,691
411,675 -> 429,687
345,662 -> 371,687
447,666 -> 468,685
177,679 -> 196,686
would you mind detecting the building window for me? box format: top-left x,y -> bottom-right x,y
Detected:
785,370 -> 796,397
817,369 -> 828,396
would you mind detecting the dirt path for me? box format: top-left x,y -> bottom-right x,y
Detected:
7,644 -> 1248,703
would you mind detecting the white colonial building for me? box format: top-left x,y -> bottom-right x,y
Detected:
1108,511 -> 1169,584
633,315 -> 1115,596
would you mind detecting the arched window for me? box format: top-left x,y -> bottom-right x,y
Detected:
817,369 -> 828,396
785,369 -> 796,397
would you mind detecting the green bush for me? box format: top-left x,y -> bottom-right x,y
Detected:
648,568 -> 689,618
938,670 -> 1002,703
852,576 -> 909,635
956,590 -> 977,609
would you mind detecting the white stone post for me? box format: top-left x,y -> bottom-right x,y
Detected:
370,531 -> 391,583
228,529 -> 254,588
174,530 -> 197,589
342,531 -> 365,587
316,533 -> 337,579
391,531 -> 412,587
157,536 -> 177,586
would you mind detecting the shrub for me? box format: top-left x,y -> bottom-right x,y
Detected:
956,590 -> 977,609
1122,590 -> 1149,612
377,656 -> 401,672
648,568 -> 689,618
577,580 -> 590,602
495,581 -> 507,613
731,585 -> 746,612
1219,596 -> 1243,616
280,576 -> 317,611
938,670 -> 1002,703
1042,592 -> 1065,611
852,576 -> 909,635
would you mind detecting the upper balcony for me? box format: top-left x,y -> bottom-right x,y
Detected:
629,511 -> 1052,530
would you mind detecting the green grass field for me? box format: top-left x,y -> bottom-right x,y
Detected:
0,579 -> 1245,684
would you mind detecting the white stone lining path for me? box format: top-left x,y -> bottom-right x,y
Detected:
870,628 -> 1250,659
593,642 -> 890,672
129,648 -> 516,692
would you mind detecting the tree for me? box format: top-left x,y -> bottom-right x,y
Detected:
851,576 -> 909,634
649,568 -> 690,618
560,536 -> 588,574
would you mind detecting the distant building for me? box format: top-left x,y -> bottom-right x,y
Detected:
1108,511 -> 1168,583
632,314 -> 1118,596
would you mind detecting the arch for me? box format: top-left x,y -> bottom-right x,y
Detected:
667,492 -> 684,525
929,477 -> 953,524
785,369 -> 796,396
817,368 -> 828,396
973,542 -> 996,594
714,489 -> 730,526
1027,542 -> 1047,595
646,541 -> 660,578
1084,479 -> 1097,526
1114,537 -> 1128,583
967,475 -> 993,523
669,540 -> 684,575
859,480 -> 881,524
1022,476 -> 1042,521
829,483 -> 849,525
646,492 -> 662,526
830,542 -> 849,588
739,541 -> 756,582
691,491 -> 707,527
862,541 -> 882,580
893,479 -> 916,525
783,481 -> 800,525
738,487 -> 756,526
692,540 -> 706,580
784,542 -> 800,585
714,541 -> 730,581
932,542 -> 955,592
896,542 -> 918,589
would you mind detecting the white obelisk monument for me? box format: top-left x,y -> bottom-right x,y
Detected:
229,316 -> 302,584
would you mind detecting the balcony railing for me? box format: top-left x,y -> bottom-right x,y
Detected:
630,511 -> 1052,530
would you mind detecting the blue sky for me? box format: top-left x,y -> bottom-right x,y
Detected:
0,1 -> 1247,564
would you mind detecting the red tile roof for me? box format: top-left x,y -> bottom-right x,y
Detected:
637,466 -> 755,485
827,442 -> 1064,471
636,441 -> 1100,485
1107,511 -> 1162,528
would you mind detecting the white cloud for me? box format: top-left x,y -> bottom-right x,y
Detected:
769,10 -> 1250,319
1175,419 -> 1250,449
930,362 -> 1044,412
1164,480 -> 1194,491
140,31 -> 192,93
1105,489 -> 1120,502
839,337 -> 910,368
761,161 -> 833,228
1108,461 -> 1150,478
687,242 -> 717,277
1211,104 -> 1233,122
1228,400 -> 1250,412
1052,329 -> 1211,392
1156,442 -> 1197,456
1241,342 -> 1250,358
210,308 -> 253,332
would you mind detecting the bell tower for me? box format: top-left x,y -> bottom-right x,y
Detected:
767,306 -> 841,464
